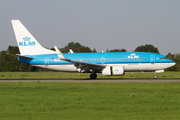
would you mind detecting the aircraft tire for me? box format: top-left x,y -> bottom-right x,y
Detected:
90,73 -> 97,79
154,75 -> 158,79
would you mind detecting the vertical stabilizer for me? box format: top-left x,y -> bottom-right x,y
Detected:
11,20 -> 55,55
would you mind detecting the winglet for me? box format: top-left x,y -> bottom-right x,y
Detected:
69,49 -> 74,53
54,46 -> 66,60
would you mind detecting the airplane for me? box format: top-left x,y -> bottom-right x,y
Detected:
10,20 -> 175,79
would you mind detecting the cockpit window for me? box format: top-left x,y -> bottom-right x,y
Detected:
160,57 -> 167,60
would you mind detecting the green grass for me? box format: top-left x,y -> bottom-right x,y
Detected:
0,82 -> 180,120
0,71 -> 180,79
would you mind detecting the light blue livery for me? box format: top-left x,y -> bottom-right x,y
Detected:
10,20 -> 175,79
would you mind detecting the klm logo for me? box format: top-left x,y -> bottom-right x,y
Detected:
128,53 -> 139,58
19,36 -> 35,46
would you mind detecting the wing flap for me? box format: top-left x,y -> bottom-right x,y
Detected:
71,60 -> 105,68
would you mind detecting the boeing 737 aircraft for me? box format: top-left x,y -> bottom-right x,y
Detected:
10,20 -> 175,79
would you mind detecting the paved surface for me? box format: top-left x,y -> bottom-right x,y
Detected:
0,79 -> 180,82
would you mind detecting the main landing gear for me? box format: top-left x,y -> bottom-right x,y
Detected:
90,73 -> 97,79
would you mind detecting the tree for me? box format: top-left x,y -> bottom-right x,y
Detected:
109,49 -> 127,52
120,49 -> 127,52
60,42 -> 82,53
0,51 -> 8,72
78,46 -> 92,53
166,53 -> 173,60
52,42 -> 94,53
166,53 -> 180,71
92,48 -> 97,52
0,46 -> 33,72
134,44 -> 159,53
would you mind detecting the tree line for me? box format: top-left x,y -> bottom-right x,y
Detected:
0,43 -> 179,72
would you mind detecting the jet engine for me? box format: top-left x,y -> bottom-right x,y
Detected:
102,65 -> 125,76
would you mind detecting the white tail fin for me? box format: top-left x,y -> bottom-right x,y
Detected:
11,20 -> 55,55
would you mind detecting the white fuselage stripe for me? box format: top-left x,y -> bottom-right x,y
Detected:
33,62 -> 175,72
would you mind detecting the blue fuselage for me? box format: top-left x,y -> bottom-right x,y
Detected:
18,52 -> 175,72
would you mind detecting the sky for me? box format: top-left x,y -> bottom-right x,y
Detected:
0,0 -> 180,55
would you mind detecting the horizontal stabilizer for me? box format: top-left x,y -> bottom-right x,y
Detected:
7,53 -> 33,60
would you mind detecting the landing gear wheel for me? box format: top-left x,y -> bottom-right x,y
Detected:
90,74 -> 97,79
154,75 -> 158,79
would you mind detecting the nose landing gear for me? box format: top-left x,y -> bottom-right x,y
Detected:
154,75 -> 158,79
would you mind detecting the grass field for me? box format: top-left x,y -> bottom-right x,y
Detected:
0,82 -> 180,120
0,71 -> 180,79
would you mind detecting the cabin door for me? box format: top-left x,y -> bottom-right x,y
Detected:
150,55 -> 155,64
44,57 -> 49,66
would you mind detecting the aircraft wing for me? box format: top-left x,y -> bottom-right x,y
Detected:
71,60 -> 106,69
7,53 -> 33,60
54,46 -> 106,70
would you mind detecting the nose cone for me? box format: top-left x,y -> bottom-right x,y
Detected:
172,62 -> 176,66
169,60 -> 176,67
165,58 -> 176,68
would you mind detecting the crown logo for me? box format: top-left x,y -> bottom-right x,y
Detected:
23,36 -> 31,41
114,68 -> 119,72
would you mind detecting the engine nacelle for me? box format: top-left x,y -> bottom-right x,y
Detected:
155,70 -> 164,73
102,65 -> 125,76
